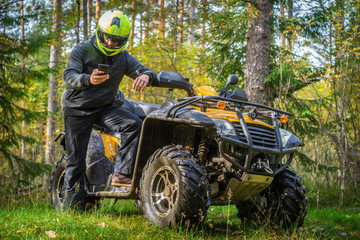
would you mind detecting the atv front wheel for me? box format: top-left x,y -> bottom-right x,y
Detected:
237,167 -> 307,228
49,156 -> 101,210
139,145 -> 210,227
273,167 -> 308,228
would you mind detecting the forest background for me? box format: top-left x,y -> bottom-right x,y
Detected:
0,0 -> 359,212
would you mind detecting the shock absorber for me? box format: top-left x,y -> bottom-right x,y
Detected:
198,134 -> 210,162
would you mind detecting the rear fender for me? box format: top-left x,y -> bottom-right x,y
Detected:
85,130 -> 114,186
56,129 -> 114,186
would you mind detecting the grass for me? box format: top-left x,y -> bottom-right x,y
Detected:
0,191 -> 359,239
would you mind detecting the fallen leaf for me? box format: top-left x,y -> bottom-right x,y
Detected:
97,222 -> 106,228
45,230 -> 57,239
215,227 -> 225,233
34,225 -> 41,234
208,223 -> 214,228
311,226 -> 326,232
232,231 -> 242,236
16,230 -> 22,234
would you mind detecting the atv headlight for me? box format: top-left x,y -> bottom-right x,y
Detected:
279,128 -> 304,148
213,119 -> 237,137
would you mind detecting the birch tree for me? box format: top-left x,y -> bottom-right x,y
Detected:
44,0 -> 62,181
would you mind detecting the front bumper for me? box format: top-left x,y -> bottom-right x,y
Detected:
218,108 -> 297,176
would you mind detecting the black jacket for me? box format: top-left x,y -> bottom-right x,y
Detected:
63,36 -> 156,116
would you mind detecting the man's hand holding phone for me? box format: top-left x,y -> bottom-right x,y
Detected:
89,64 -> 110,85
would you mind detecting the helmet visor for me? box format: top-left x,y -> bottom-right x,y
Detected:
97,29 -> 129,49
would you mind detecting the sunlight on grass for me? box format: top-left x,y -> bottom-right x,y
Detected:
0,191 -> 359,239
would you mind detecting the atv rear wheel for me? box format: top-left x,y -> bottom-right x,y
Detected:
139,145 -> 210,227
236,167 -> 307,228
50,156 -> 67,210
49,156 -> 101,211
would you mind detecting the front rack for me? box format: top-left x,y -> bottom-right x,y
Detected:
166,95 -> 292,119
165,96 -> 296,176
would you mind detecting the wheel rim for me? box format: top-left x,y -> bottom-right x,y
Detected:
56,170 -> 65,202
150,166 -> 179,217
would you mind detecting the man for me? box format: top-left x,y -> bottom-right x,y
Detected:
62,9 -> 156,211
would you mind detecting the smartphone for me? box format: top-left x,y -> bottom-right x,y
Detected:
98,64 -> 109,75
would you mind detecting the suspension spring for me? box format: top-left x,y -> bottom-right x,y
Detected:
198,135 -> 210,162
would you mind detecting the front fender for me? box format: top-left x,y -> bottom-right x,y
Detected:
132,107 -> 216,189
147,107 -> 215,128
279,128 -> 304,148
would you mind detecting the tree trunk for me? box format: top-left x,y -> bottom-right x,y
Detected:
88,0 -> 93,36
139,12 -> 143,44
129,0 -> 136,51
314,140 -> 319,208
20,0 -> 26,159
158,0 -> 165,39
287,0 -> 293,51
178,0 -> 184,46
334,0 -> 346,209
280,1 -> 285,48
200,0 -> 207,50
188,0 -> 196,45
45,0 -> 62,187
244,0 -> 271,105
75,0 -> 80,43
83,0 -> 88,40
144,0 -> 150,43
95,0 -> 101,26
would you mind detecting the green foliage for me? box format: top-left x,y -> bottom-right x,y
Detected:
296,152 -> 338,173
128,36 -> 210,103
300,8 -> 329,40
0,34 -> 51,189
202,0 -> 248,88
305,179 -> 360,209
0,0 -> 53,192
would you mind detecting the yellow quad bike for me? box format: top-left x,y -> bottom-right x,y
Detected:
50,71 -> 307,228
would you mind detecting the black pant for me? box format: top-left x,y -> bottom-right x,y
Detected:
62,105 -> 142,210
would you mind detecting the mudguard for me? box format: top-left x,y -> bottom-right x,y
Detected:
85,130 -> 114,186
279,128 -> 304,148
147,107 -> 215,128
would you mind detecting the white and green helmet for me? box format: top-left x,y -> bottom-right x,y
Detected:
96,10 -> 131,56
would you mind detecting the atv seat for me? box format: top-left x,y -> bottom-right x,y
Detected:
127,100 -> 161,118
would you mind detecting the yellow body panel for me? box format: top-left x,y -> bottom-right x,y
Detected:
192,107 -> 274,129
100,132 -> 119,162
195,86 -> 218,96
243,115 -> 274,129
